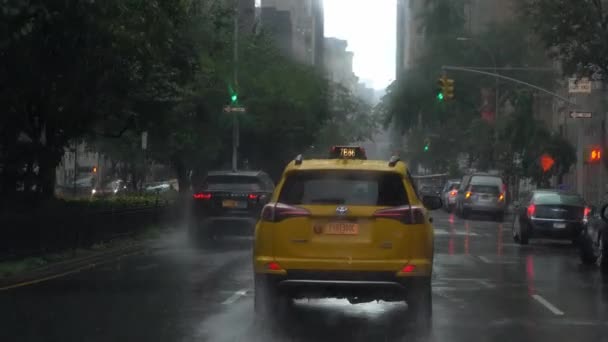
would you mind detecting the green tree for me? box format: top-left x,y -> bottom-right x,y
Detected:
521,0 -> 608,77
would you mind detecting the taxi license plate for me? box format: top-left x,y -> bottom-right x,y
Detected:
325,222 -> 359,235
222,200 -> 246,209
553,222 -> 566,229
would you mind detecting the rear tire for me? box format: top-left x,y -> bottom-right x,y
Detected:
461,208 -> 470,219
598,236 -> 608,274
519,222 -> 530,245
405,278 -> 432,330
254,275 -> 291,318
579,233 -> 598,265
512,217 -> 520,242
494,212 -> 504,222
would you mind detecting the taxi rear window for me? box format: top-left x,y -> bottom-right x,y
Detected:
279,171 -> 408,206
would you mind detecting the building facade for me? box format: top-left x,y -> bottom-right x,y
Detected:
323,37 -> 358,92
260,0 -> 324,66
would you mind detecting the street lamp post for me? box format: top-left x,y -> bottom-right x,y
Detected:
456,37 -> 499,120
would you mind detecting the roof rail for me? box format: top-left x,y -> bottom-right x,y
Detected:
294,154 -> 303,165
388,156 -> 400,167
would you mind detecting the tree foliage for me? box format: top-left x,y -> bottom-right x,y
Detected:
376,0 -> 571,179
1,0 -> 369,199
521,0 -> 608,78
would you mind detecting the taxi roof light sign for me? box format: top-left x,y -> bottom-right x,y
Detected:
329,146 -> 367,160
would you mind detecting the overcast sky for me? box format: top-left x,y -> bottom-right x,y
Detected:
255,0 -> 396,90
324,0 -> 396,89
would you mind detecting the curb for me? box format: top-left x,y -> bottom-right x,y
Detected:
0,243 -> 146,291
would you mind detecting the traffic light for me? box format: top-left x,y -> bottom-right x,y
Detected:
423,140 -> 430,152
230,93 -> 238,104
586,147 -> 602,163
436,77 -> 455,101
444,78 -> 454,100
436,78 -> 446,101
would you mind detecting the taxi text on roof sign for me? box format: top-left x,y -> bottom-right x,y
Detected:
329,146 -> 367,160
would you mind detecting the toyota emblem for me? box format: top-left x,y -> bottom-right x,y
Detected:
336,206 -> 349,216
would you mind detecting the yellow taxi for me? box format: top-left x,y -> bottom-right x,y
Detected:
253,146 -> 442,323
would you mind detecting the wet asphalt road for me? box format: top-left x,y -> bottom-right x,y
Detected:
2,211 -> 608,342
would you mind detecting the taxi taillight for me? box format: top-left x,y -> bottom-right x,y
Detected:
261,203 -> 310,222
373,206 -> 426,224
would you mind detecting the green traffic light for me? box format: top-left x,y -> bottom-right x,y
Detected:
231,94 -> 238,103
424,145 -> 429,152
437,92 -> 444,101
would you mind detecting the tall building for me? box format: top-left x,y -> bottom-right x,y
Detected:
396,0 -> 426,75
238,0 -> 256,34
260,0 -> 324,66
396,0 -> 518,75
324,37 -> 358,92
260,7 -> 293,57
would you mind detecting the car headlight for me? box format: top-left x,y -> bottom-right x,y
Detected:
91,189 -> 97,194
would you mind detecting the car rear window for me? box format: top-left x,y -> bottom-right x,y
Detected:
470,184 -> 500,194
533,192 -> 585,206
471,176 -> 503,185
450,183 -> 460,190
279,171 -> 408,206
204,175 -> 262,191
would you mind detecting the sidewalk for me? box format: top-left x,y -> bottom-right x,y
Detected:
0,242 -> 147,291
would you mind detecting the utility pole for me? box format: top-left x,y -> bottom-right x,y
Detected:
232,0 -> 239,172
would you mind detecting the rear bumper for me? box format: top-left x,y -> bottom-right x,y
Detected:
463,202 -> 505,213
529,219 -> 584,239
253,256 -> 432,276
257,271 -> 429,301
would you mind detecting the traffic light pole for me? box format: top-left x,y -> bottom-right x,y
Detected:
441,65 -> 578,106
232,2 -> 239,172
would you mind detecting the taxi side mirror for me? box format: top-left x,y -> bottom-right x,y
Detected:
422,195 -> 443,211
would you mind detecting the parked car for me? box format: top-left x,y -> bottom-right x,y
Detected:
579,203 -> 608,273
441,179 -> 460,212
456,173 -> 507,221
512,189 -> 590,245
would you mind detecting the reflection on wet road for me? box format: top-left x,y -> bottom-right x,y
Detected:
2,211 -> 608,342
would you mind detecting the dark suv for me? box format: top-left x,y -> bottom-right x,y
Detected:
191,170 -> 274,238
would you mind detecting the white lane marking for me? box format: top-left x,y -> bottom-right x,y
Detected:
434,229 -> 480,236
440,277 -> 491,282
532,294 -> 564,316
478,256 -> 492,263
222,289 -> 248,305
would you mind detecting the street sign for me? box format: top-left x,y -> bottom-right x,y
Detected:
569,111 -> 592,119
223,105 -> 246,113
568,78 -> 592,93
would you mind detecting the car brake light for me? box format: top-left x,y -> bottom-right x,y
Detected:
267,262 -> 283,271
584,206 -> 591,219
373,206 -> 426,224
465,191 -> 472,199
527,204 -> 536,218
193,192 -> 212,200
248,193 -> 259,200
450,190 -> 457,197
402,264 -> 416,273
261,203 -> 310,222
